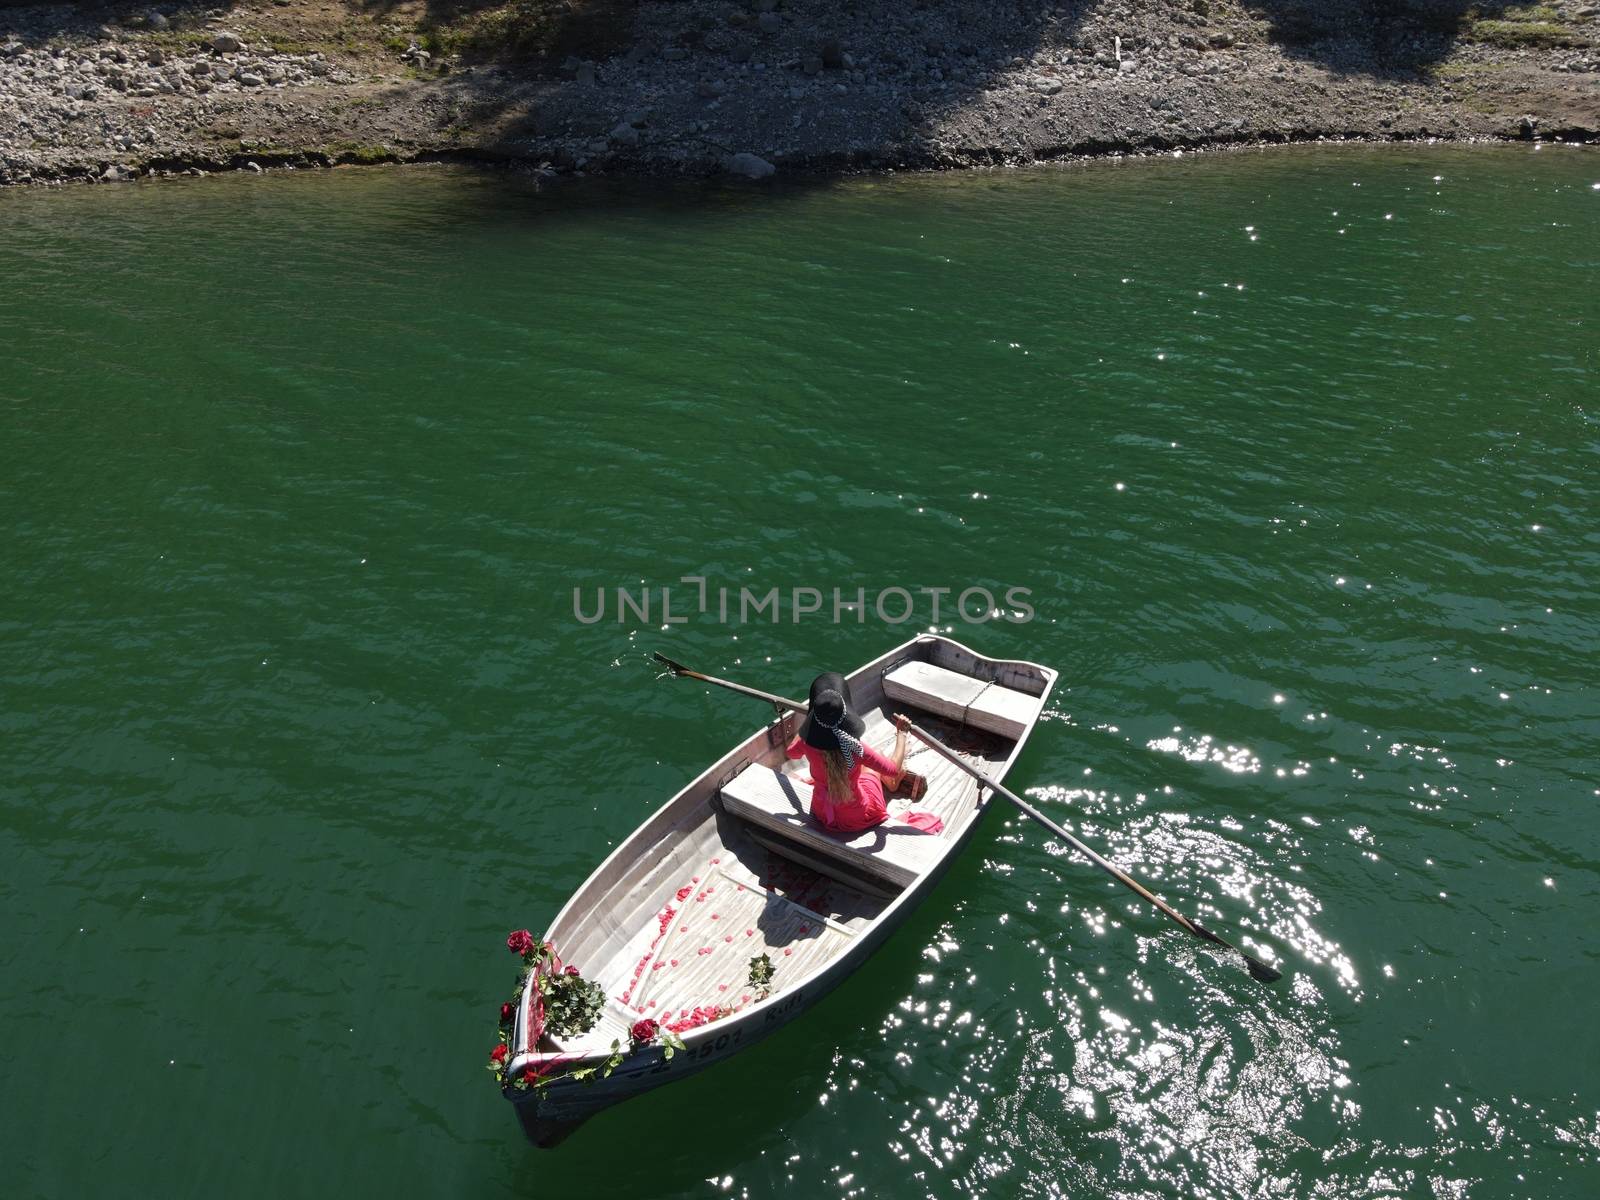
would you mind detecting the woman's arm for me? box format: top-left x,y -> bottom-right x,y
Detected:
862,717 -> 913,786
776,711 -> 803,759
889,714 -> 910,784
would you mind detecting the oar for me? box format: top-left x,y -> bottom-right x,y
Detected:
905,722 -> 1282,984
653,652 -> 806,713
654,652 -> 1284,986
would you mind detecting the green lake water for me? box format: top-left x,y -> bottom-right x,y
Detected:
2,145 -> 1597,1199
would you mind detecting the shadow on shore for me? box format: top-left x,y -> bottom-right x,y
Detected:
395,0 -> 1534,169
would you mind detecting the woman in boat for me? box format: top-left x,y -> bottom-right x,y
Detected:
785,672 -> 943,835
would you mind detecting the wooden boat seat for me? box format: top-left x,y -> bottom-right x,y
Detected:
882,661 -> 1041,740
717,764 -> 946,891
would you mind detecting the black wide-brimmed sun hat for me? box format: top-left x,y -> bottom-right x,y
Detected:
799,671 -> 866,751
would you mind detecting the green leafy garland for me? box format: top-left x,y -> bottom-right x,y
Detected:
490,934 -> 781,1091
489,929 -> 617,1092
541,966 -> 606,1039
748,952 -> 775,998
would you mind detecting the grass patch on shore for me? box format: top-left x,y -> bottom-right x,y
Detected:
422,0 -> 636,63
1428,58 -> 1506,81
324,141 -> 395,163
1462,5 -> 1591,49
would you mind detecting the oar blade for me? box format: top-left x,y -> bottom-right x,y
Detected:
1243,954 -> 1283,984
1192,918 -> 1283,986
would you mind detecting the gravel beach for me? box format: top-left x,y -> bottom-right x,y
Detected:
2,0 -> 1596,186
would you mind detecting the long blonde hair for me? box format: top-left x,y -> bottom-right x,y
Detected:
821,745 -> 855,806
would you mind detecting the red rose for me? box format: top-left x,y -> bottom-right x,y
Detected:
506,929 -> 535,957
500,1002 -> 514,1023
564,965 -> 580,977
630,1018 -> 659,1045
489,1043 -> 508,1064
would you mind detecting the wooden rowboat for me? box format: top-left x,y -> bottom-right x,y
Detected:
504,634 -> 1057,1146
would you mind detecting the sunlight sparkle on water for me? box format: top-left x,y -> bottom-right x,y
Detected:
1146,732 -> 1261,775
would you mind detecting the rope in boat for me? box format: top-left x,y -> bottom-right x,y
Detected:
961,679 -> 996,731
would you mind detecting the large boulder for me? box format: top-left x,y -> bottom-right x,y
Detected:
724,152 -> 776,179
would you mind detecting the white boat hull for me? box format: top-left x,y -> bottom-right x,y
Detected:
504,635 -> 1056,1146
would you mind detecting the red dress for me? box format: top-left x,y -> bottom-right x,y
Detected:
785,738 -> 944,835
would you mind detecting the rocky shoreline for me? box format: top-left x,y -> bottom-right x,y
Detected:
2,0 -> 1597,188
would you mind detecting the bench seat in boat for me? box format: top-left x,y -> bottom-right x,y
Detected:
882,661 -> 1042,740
717,764 -> 946,891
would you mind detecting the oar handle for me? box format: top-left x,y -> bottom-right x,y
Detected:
905,722 -> 1281,984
